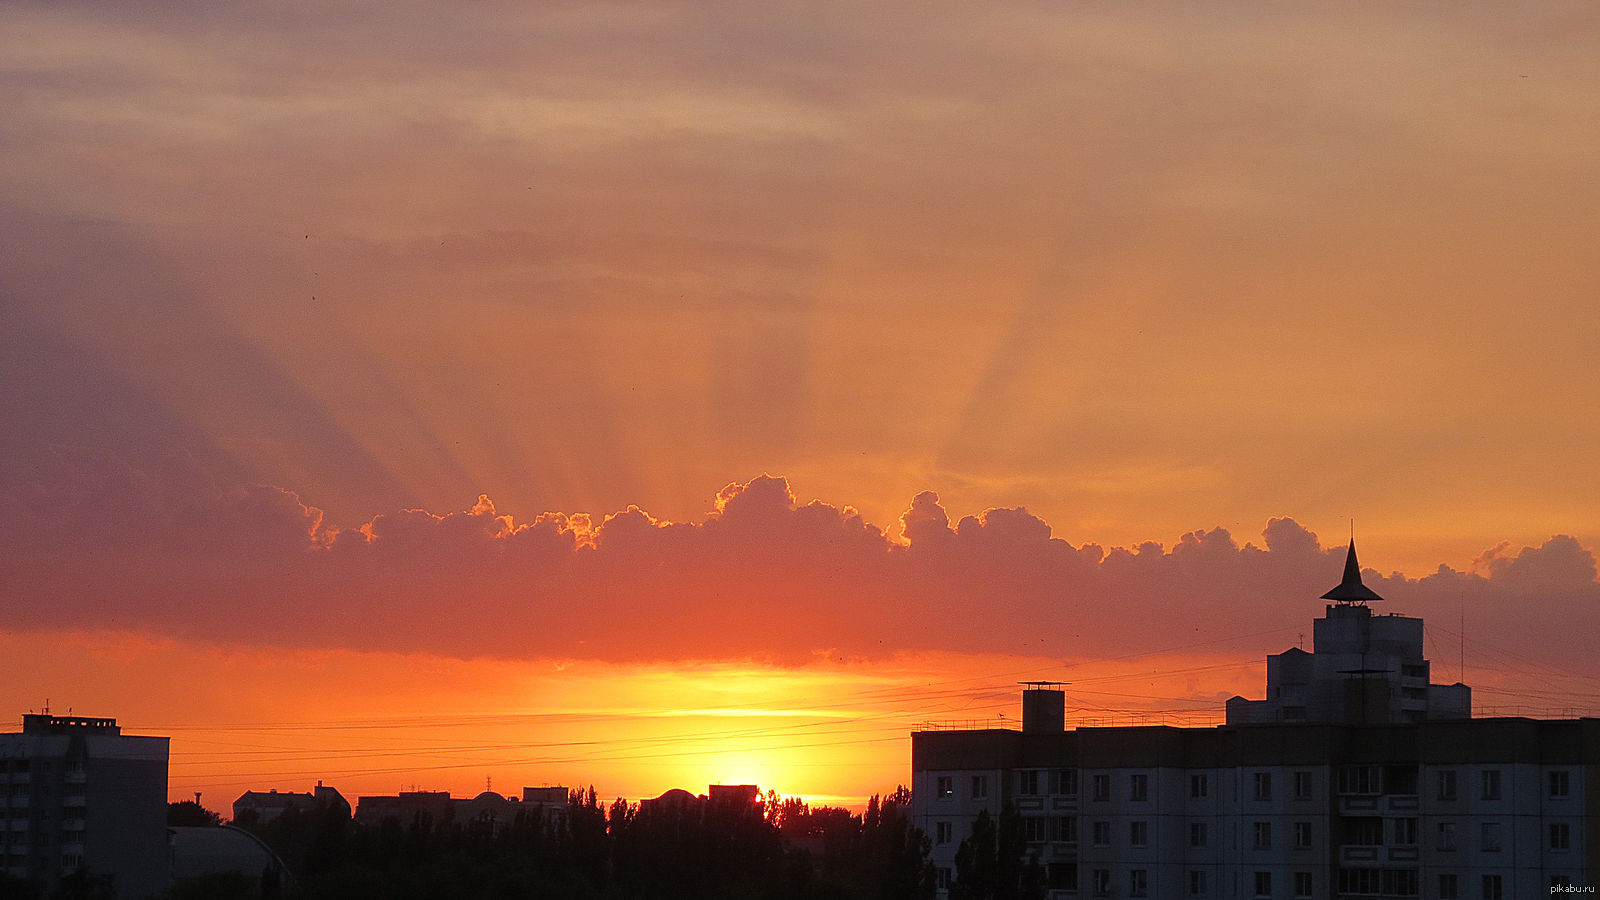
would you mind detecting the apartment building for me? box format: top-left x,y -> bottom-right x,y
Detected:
0,714 -> 170,899
911,546 -> 1596,898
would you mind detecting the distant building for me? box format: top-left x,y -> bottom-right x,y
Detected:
232,781 -> 348,824
640,784 -> 762,814
911,545 -> 1596,898
708,784 -> 761,807
354,786 -> 569,833
0,714 -> 170,899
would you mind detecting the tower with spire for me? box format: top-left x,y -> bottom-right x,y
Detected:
1226,541 -> 1471,725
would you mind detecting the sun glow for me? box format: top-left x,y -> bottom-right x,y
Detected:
0,630 -> 1336,817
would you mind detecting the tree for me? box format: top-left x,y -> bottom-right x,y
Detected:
949,803 -> 1040,900
167,801 -> 222,827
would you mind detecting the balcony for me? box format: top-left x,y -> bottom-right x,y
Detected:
1340,796 -> 1380,814
1341,846 -> 1380,863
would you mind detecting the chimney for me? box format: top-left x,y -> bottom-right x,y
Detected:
1021,683 -> 1065,733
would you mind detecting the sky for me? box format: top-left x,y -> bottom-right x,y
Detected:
2,0 -> 1598,812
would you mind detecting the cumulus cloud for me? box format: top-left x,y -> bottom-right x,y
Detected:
2,456 -> 1594,667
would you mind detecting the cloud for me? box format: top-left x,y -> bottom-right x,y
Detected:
2,459 -> 1594,668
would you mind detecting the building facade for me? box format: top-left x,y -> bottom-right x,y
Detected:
911,547 -> 1597,899
0,714 -> 170,899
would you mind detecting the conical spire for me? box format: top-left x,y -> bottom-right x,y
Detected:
1321,540 -> 1385,604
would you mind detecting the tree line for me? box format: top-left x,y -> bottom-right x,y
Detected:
167,787 -> 937,900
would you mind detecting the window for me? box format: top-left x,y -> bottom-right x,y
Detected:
1254,772 -> 1273,801
1293,872 -> 1312,897
1189,870 -> 1207,896
1481,874 -> 1502,899
1129,870 -> 1147,897
1093,774 -> 1111,802
1480,822 -> 1501,852
1023,817 -> 1050,842
1190,773 -> 1209,799
1481,769 -> 1501,801
1339,869 -> 1381,893
1190,822 -> 1208,848
1338,766 -> 1376,794
936,776 -> 954,799
1058,768 -> 1079,796
1438,873 -> 1458,899
1283,706 -> 1307,720
1092,821 -> 1111,847
1020,770 -> 1040,795
60,854 -> 81,870
1293,822 -> 1311,849
1437,822 -> 1457,851
1253,821 -> 1272,850
1550,822 -> 1570,851
1130,821 -> 1148,846
1393,818 -> 1417,845
1130,773 -> 1148,801
970,775 -> 988,799
1344,817 -> 1383,846
1093,868 -> 1111,896
1437,770 -> 1457,801
1292,772 -> 1312,800
1550,770 -> 1570,799
1254,871 -> 1272,897
1057,817 -> 1077,844
1385,766 -> 1418,795
936,821 -> 952,844
936,868 -> 952,890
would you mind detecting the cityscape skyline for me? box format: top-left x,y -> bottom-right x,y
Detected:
4,0 -> 1599,837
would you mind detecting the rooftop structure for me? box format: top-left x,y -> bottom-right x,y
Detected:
1227,542 -> 1471,726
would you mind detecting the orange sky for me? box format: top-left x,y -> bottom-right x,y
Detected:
2,0 -> 1599,815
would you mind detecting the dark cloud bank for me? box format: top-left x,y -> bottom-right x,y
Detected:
2,449 -> 1595,666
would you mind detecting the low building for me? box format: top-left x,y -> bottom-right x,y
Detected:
232,781 -> 348,825
0,714 -> 170,899
354,786 -> 569,833
911,546 -> 1596,898
354,790 -> 455,829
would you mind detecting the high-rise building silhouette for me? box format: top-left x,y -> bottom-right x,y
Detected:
1,714 -> 170,899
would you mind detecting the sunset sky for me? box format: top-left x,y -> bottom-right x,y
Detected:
3,0 -> 1598,812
